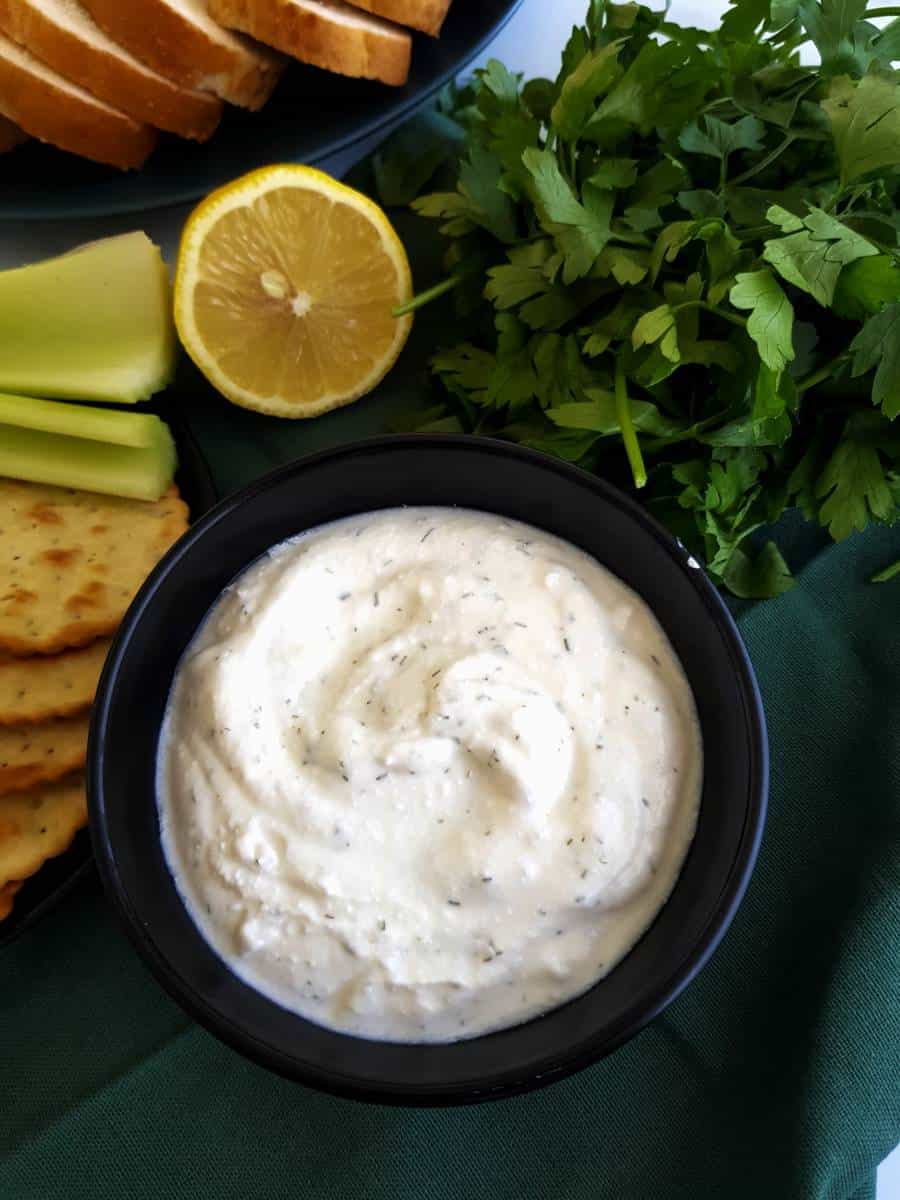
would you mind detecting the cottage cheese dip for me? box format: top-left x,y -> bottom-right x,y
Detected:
158,508 -> 702,1042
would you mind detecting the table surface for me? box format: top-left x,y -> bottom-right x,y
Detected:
2,0 -> 897,1192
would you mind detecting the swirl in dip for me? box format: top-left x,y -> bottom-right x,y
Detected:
158,508 -> 702,1042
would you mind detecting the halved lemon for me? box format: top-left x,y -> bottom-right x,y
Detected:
174,164 -> 413,419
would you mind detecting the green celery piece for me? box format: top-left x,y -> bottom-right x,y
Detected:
0,420 -> 176,501
0,392 -> 165,446
0,232 -> 175,404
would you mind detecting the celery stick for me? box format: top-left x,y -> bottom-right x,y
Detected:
0,422 -> 176,501
0,233 -> 176,404
0,392 -> 167,447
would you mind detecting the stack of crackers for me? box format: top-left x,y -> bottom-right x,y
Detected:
0,478 -> 189,920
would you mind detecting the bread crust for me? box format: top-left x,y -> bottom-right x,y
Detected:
80,0 -> 285,109
209,0 -> 411,86
0,33 -> 156,168
0,111 -> 26,149
344,0 -> 450,36
0,0 -> 222,139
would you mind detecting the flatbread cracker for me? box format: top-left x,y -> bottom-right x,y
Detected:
0,878 -> 22,920
0,774 -> 86,886
0,638 -> 111,725
0,713 -> 89,796
0,480 -> 188,655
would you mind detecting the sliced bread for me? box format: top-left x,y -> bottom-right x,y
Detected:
0,31 -> 156,167
0,0 -> 222,140
208,0 -> 411,86
0,111 -> 26,148
343,0 -> 451,36
79,0 -> 285,109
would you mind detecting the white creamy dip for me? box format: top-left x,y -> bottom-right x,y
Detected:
158,508 -> 702,1042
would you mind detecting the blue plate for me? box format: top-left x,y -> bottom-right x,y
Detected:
2,0 -> 525,220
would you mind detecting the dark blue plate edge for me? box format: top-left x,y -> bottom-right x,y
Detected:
5,1 -> 526,222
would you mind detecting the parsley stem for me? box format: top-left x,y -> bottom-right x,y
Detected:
730,132 -> 798,187
615,357 -> 647,490
796,353 -> 849,394
609,230 -> 652,248
738,224 -> 779,241
393,275 -> 460,317
866,7 -> 900,16
670,300 -> 747,330
642,413 -> 726,451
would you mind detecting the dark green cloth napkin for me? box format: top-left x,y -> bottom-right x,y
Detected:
2,206 -> 899,1199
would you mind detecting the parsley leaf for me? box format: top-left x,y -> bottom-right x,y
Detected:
762,204 -> 877,306
457,145 -> 520,242
373,111 -> 463,207
633,304 -> 681,362
551,42 -> 623,142
832,256 -> 900,320
872,20 -> 900,68
583,40 -> 691,143
679,114 -> 766,160
431,344 -> 493,404
488,315 -> 539,410
485,241 -> 554,308
588,158 -> 639,189
596,246 -> 649,285
724,540 -> 796,598
730,269 -> 795,372
822,73 -> 900,187
849,302 -> 900,419
798,0 -> 869,74
814,414 -> 897,539
523,148 -> 613,282
391,0 -> 900,599
412,143 -> 520,243
871,557 -> 900,583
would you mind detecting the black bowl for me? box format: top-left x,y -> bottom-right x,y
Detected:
88,436 -> 768,1105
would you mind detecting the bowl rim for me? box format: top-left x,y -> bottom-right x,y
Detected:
88,434 -> 768,1105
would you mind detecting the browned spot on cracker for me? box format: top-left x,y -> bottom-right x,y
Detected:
29,504 -> 64,524
65,581 -> 107,611
1,588 -> 38,608
42,548 -> 80,567
0,481 -> 189,655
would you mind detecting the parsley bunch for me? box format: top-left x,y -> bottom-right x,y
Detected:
378,0 -> 900,597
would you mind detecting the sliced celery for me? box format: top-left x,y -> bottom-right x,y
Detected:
0,422 -> 176,501
0,232 -> 176,404
0,392 -> 165,447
